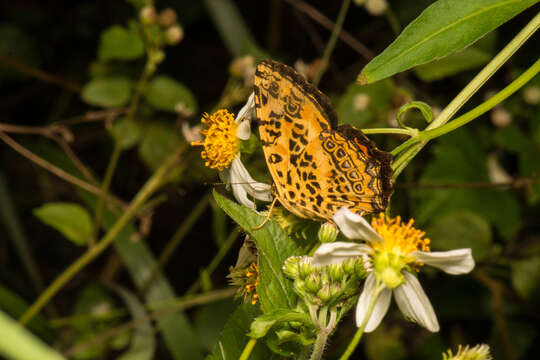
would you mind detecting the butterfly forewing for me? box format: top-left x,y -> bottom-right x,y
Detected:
254,59 -> 392,222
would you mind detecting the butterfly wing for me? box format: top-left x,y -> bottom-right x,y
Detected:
254,59 -> 392,221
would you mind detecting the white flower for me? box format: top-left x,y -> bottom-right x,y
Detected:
312,208 -> 475,332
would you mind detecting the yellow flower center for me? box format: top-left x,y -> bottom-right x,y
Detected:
370,213 -> 430,257
244,262 -> 260,305
192,109 -> 238,171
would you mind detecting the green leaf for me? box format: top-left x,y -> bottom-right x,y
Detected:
426,211 -> 492,261
213,191 -> 297,312
111,117 -> 142,149
144,76 -> 197,114
80,192 -> 203,360
81,77 -> 132,108
248,309 -> 314,338
358,0 -> 538,84
396,101 -> 433,128
194,299 -> 236,352
207,305 -> 277,360
511,256 -> 540,301
0,310 -> 65,360
33,202 -> 92,245
413,47 -> 491,82
138,122 -> 182,171
98,25 -> 144,61
115,287 -> 156,360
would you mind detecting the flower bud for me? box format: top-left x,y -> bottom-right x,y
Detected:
328,263 -> 344,282
365,0 -> 388,15
305,273 -> 321,294
166,25 -> 184,45
317,284 -> 332,303
523,86 -> 540,105
352,93 -> 370,112
343,258 -> 357,275
294,279 -> 306,294
298,257 -> 312,279
320,271 -> 330,286
159,8 -> 178,27
355,257 -> 369,278
283,257 -> 300,279
318,222 -> 339,243
139,5 -> 157,24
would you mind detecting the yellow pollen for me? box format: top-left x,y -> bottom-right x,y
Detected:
370,213 -> 430,257
191,109 -> 238,171
244,262 -> 259,305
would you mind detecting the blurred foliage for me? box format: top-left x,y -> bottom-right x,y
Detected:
0,0 -> 538,359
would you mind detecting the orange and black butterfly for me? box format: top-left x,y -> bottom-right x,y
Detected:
253,59 -> 392,222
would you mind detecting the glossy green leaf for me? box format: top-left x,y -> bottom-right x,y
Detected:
81,77 -> 132,108
358,0 -> 538,84
414,47 -> 491,82
111,117 -> 142,149
511,256 -> 540,301
33,202 -> 92,245
248,309 -> 314,338
144,76 -> 197,114
98,25 -> 144,61
427,211 -> 492,261
213,191 -> 297,312
0,310 -> 65,360
115,287 -> 156,360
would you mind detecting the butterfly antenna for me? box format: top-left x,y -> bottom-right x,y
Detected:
250,197 -> 278,230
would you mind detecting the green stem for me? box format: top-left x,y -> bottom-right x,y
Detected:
310,331 -> 329,360
428,11 -> 540,131
312,0 -> 352,87
362,127 -> 417,137
19,146 -> 184,325
93,142 -> 122,245
391,11 -> 540,178
239,338 -> 257,360
420,57 -> 540,141
339,280 -> 384,360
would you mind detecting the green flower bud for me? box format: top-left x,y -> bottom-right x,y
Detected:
282,256 -> 300,279
298,257 -> 312,279
320,271 -> 330,286
139,6 -> 157,24
305,273 -> 321,294
158,8 -> 178,28
328,263 -> 344,282
318,222 -> 339,243
294,279 -> 306,294
166,25 -> 184,45
343,258 -> 357,275
355,258 -> 369,278
317,284 -> 332,303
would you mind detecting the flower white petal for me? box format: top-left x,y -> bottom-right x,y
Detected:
394,272 -> 439,332
356,273 -> 392,332
236,119 -> 251,140
227,157 -> 272,209
333,207 -> 383,243
312,242 -> 372,266
413,249 -> 475,275
236,92 -> 255,122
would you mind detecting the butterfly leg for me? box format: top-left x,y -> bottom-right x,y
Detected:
250,196 -> 278,230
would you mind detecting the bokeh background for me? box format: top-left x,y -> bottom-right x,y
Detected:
0,1 -> 539,359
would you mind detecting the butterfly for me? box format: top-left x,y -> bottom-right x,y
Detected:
253,59 -> 392,222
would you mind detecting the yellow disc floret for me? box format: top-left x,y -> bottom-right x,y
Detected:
369,214 -> 431,287
192,109 -> 238,171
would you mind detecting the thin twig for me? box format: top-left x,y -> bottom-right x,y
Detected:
284,0 -> 374,60
0,55 -> 81,92
0,131 -> 127,210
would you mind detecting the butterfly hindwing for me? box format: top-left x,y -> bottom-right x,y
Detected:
254,59 -> 392,221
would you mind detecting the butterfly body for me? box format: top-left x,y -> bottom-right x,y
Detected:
254,59 -> 392,222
